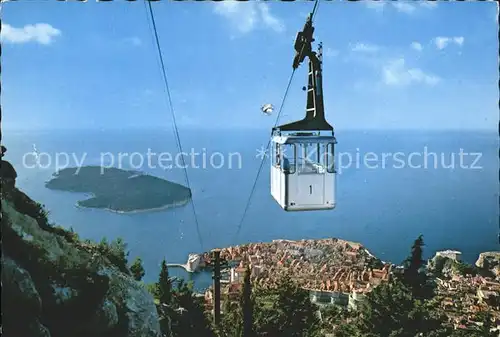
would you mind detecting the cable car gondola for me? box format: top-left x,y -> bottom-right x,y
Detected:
270,12 -> 337,212
261,103 -> 274,116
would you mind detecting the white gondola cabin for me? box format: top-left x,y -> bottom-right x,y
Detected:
271,133 -> 336,211
270,13 -> 337,212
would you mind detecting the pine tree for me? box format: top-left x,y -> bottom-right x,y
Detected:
354,280 -> 414,335
256,274 -> 321,337
340,235 -> 452,337
221,299 -> 242,337
171,280 -> 216,337
351,279 -> 450,337
158,258 -> 172,305
130,257 -> 145,281
241,266 -> 254,337
156,258 -> 173,337
403,234 -> 429,299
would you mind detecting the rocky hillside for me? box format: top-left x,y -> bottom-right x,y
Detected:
1,186 -> 162,337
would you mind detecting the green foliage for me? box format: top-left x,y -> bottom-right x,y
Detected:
49,226 -> 80,243
1,207 -> 111,337
170,279 -> 215,337
366,257 -> 384,270
148,264 -> 174,337
158,259 -> 172,305
429,255 -> 448,276
152,262 -> 215,337
254,274 -> 321,337
452,261 -> 479,276
471,311 -> 498,337
402,234 -> 434,300
335,280 -> 451,337
130,257 -> 146,281
221,266 -> 256,337
36,202 -> 50,225
332,235 -> 457,337
2,186 -> 137,336
221,299 -> 242,337
4,187 -> 86,247
145,282 -> 159,297
355,280 -> 413,335
5,187 -> 51,229
96,237 -> 130,273
319,305 -> 350,334
153,261 -> 212,337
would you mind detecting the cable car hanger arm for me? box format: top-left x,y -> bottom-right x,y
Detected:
274,12 -> 333,133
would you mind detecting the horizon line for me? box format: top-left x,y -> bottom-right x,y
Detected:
2,126 -> 498,133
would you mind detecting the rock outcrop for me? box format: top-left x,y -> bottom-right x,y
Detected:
0,146 -> 18,190
428,250 -> 500,280
476,252 -> 500,279
1,187 -> 162,337
427,252 -> 459,277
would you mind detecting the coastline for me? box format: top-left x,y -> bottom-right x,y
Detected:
74,198 -> 190,214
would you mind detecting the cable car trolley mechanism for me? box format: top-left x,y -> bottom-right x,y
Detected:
270,11 -> 337,212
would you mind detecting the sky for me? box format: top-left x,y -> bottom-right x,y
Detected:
1,0 -> 498,131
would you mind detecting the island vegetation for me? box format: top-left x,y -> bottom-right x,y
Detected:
45,166 -> 191,213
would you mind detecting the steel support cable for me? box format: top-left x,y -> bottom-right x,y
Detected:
146,0 -> 204,251
231,0 -> 321,245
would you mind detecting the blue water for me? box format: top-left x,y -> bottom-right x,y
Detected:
3,128 -> 498,291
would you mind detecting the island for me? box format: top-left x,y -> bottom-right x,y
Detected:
45,166 -> 191,213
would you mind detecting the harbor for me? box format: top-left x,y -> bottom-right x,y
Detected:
167,253 -> 203,273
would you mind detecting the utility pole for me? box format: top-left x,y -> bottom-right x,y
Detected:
208,248 -> 228,328
213,249 -> 222,327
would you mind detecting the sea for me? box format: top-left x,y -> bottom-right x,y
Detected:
3,128 -> 498,291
